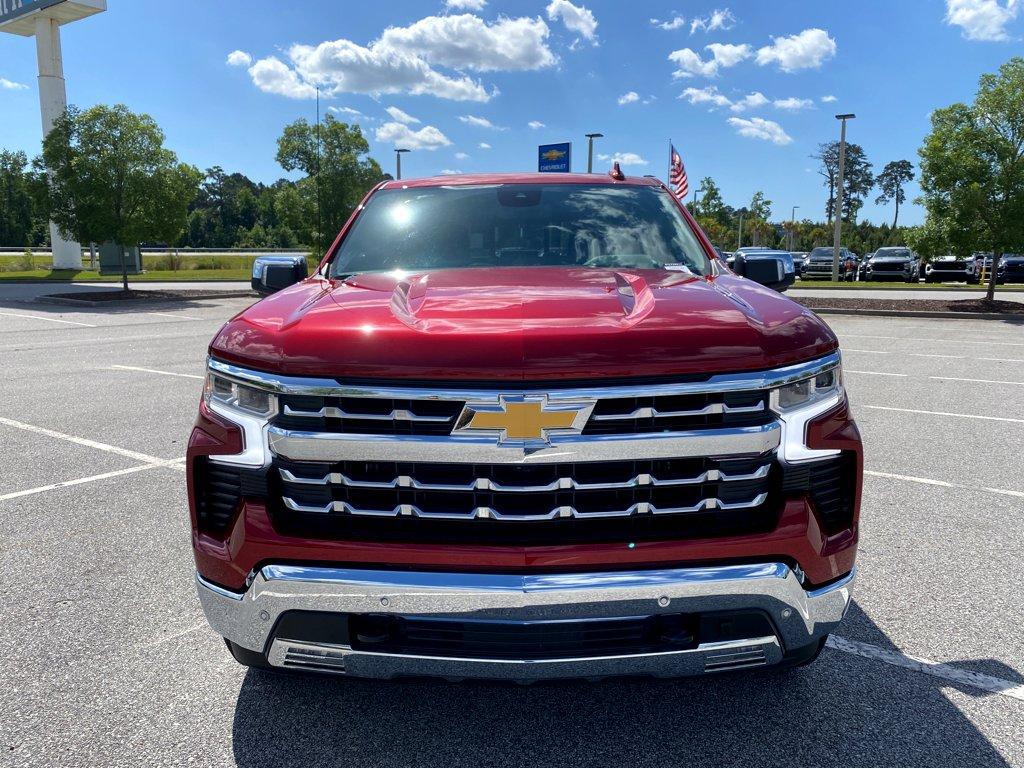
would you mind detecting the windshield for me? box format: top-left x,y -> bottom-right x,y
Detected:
874,248 -> 911,259
329,184 -> 712,277
809,247 -> 833,258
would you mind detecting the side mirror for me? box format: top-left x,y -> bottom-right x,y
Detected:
732,254 -> 786,286
251,254 -> 308,296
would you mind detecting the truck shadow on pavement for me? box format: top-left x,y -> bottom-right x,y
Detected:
230,602 -> 1016,767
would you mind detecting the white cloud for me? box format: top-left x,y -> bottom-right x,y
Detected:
945,0 -> 1020,40
705,42 -> 752,67
729,92 -> 770,112
528,120 -> 546,129
243,12 -> 559,103
773,96 -> 814,111
478,142 -> 492,149
459,114 -> 505,129
755,28 -> 837,72
226,50 -> 253,67
440,168 -> 463,174
680,85 -> 732,108
727,117 -> 793,145
379,14 -> 556,72
385,106 -> 420,124
253,41 -> 490,102
668,48 -> 718,78
669,43 -> 751,78
617,91 -> 640,105
690,8 -> 736,34
821,94 -> 838,103
247,56 -> 318,99
546,0 -> 598,42
375,121 -> 452,150
455,151 -> 470,159
0,77 -> 28,91
597,152 -> 648,166
445,0 -> 486,9
651,15 -> 686,31
329,105 -> 371,120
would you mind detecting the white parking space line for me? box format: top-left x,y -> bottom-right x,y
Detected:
866,470 -> 1024,500
828,636 -> 1024,703
110,365 -> 204,380
861,405 -> 1024,424
0,416 -> 172,464
842,348 -> 892,354
841,334 -> 1024,348
0,458 -> 186,502
846,370 -> 907,377
0,311 -> 96,327
929,376 -> 1024,387
909,353 -> 964,359
146,311 -> 203,321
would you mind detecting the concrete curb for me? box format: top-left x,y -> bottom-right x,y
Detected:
806,306 -> 1024,321
34,291 -> 255,307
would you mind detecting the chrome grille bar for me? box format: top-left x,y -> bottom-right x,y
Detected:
281,493 -> 770,520
283,404 -> 452,423
591,401 -> 765,421
279,463 -> 770,492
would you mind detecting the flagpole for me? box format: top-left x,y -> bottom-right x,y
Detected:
667,138 -> 672,188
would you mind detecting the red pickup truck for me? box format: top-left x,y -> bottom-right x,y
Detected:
189,172 -> 860,680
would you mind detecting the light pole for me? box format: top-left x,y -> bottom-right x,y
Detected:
585,133 -> 603,173
395,148 -> 410,180
789,205 -> 799,251
832,113 -> 855,281
736,212 -> 744,251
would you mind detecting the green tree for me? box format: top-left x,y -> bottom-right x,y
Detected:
875,160 -> 915,229
276,115 -> 386,256
691,177 -> 725,222
918,57 -> 1024,300
812,141 -> 874,224
40,104 -> 201,290
0,150 -> 36,247
749,191 -> 772,221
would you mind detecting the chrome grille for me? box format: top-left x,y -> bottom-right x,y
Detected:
272,388 -> 771,438
273,455 -> 776,523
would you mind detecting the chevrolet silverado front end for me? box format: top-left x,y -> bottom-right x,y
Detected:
189,173 -> 861,680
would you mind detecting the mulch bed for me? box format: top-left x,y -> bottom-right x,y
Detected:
793,296 -> 1024,316
45,289 -> 254,303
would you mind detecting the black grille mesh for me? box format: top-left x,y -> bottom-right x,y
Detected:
780,453 -> 857,533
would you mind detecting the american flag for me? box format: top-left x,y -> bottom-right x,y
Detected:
669,143 -> 689,200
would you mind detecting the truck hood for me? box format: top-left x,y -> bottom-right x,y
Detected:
211,267 -> 837,380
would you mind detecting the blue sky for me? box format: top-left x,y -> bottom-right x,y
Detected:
1,0 -> 1022,226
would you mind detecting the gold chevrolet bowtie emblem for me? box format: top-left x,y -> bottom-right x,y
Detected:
455,396 -> 594,444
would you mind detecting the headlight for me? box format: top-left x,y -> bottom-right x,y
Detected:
204,371 -> 276,417
772,365 -> 843,413
203,361 -> 277,467
771,361 -> 845,462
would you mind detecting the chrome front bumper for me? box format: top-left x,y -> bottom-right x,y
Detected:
197,563 -> 854,680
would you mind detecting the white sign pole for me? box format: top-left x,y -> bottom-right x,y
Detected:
34,13 -> 82,269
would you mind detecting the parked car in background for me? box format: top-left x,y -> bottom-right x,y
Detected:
803,246 -> 858,281
924,255 -> 980,284
998,254 -> 1024,283
792,252 -> 809,276
863,247 -> 920,282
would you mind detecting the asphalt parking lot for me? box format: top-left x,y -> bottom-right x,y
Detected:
1,295 -> 1023,767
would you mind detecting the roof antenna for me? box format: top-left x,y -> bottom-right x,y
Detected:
608,161 -> 625,181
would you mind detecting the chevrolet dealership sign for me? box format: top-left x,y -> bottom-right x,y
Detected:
0,0 -> 104,35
